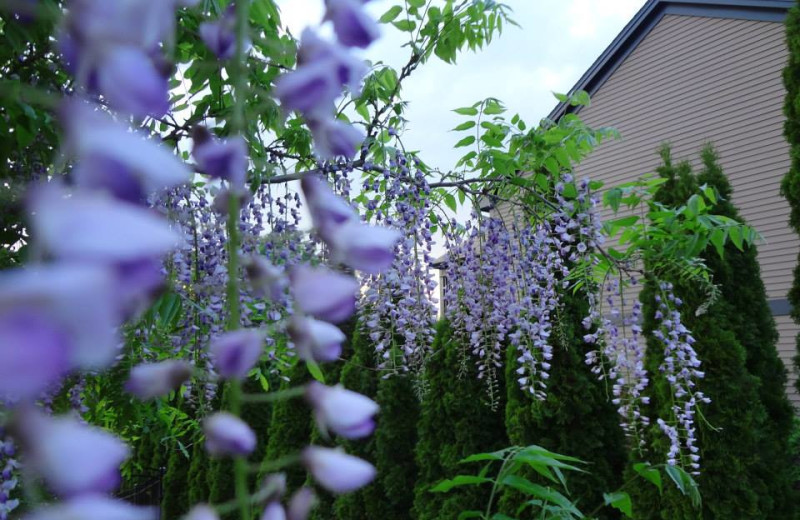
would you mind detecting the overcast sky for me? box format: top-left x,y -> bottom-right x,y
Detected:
276,0 -> 648,171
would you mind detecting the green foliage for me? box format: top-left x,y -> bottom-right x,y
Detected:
332,327 -> 384,519
696,145 -> 797,517
432,444 -> 698,520
501,290 -> 626,518
630,145 -> 791,519
162,437 -> 192,519
413,321 -> 508,519
374,371 -> 420,519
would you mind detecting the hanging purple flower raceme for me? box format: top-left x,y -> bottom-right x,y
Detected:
583,278 -> 650,446
359,158 -> 438,374
653,282 -> 708,475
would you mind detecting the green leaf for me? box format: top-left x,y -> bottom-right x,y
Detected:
454,106 -> 479,116
664,465 -> 701,508
603,492 -> 633,517
430,475 -> 493,493
484,100 -> 505,115
455,135 -> 476,148
379,5 -> 403,23
393,19 -> 416,32
452,121 -> 476,131
444,193 -> 458,212
355,102 -> 370,121
407,0 -> 426,7
729,226 -> 743,250
633,463 -> 662,493
306,359 -> 326,383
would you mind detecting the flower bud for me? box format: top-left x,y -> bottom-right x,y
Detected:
22,496 -> 155,520
192,130 -> 248,188
125,360 -> 192,400
287,487 -> 316,520
329,220 -> 400,274
204,413 -> 256,457
289,316 -> 345,363
261,502 -> 286,520
210,329 -> 265,380
325,0 -> 380,49
185,504 -> 220,520
244,257 -> 287,300
16,409 -> 129,498
289,266 -> 358,324
302,446 -> 375,494
300,175 -> 357,242
306,382 -> 378,439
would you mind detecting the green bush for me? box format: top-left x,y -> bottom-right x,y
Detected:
501,290 -> 626,518
332,327 -> 384,520
413,321 -> 508,520
630,145 -> 784,519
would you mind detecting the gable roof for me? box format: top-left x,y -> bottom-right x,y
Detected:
548,0 -> 793,121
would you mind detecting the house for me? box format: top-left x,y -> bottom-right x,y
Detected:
545,0 -> 798,402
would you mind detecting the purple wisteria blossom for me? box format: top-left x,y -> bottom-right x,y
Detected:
324,0 -> 380,48
21,495 -> 156,520
306,382 -> 378,438
186,504 -> 220,520
62,101 -> 191,204
287,487 -> 316,520
653,282 -> 708,474
290,265 -> 359,323
0,264 -> 119,400
204,412 -> 257,457
125,360 -> 193,400
210,329 -> 266,380
289,315 -> 346,363
192,127 -> 249,188
583,278 -> 650,446
0,432 -> 19,520
57,0 -> 189,117
16,409 -> 129,498
302,447 -> 376,494
360,160 -> 438,373
199,4 -> 243,61
262,502 -> 287,520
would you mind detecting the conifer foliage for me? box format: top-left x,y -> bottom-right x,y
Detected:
502,290 -> 626,517
632,145 -> 795,519
413,321 -> 508,520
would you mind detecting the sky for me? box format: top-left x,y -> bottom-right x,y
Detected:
276,0 -> 648,171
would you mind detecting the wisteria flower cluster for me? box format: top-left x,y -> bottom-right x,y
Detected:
583,278 -> 651,446
442,176 -> 604,404
360,154 -> 439,374
652,282 -> 708,475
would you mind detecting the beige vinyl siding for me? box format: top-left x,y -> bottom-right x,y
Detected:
775,315 -> 798,408
566,13 -> 798,406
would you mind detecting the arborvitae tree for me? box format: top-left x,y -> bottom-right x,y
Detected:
262,360 -> 313,493
306,317 -> 356,520
187,438 -> 210,506
501,290 -> 626,517
162,436 -> 192,519
374,370 -> 420,519
782,5 -> 800,386
696,145 -> 797,517
207,375 -> 274,519
630,146 -> 774,519
331,327 -> 383,520
413,321 -> 508,520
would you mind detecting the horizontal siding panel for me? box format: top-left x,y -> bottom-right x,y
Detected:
774,315 -> 799,407
587,53 -> 786,121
